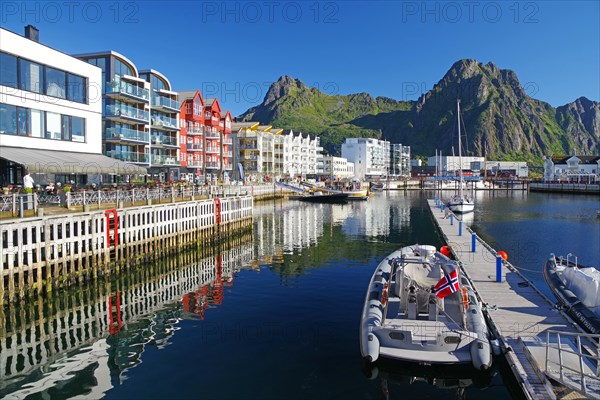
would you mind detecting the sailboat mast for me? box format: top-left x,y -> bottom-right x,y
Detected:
457,99 -> 464,199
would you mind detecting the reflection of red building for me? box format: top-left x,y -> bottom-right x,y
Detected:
178,90 -> 206,181
181,255 -> 234,319
204,98 -> 222,181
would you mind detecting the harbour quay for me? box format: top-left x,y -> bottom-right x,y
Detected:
428,198 -> 600,400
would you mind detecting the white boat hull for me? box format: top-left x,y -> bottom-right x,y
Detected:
448,201 -> 474,213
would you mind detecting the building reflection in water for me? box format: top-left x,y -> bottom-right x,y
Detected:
0,242 -> 253,399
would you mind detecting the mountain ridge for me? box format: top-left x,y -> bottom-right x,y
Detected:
239,59 -> 599,161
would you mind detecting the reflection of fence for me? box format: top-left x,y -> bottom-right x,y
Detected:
0,196 -> 253,305
0,241 -> 253,397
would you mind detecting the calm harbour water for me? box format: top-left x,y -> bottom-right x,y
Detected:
0,190 -> 597,399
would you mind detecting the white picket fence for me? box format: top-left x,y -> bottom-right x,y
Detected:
0,196 -> 253,304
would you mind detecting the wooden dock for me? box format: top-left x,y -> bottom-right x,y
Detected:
427,199 -> 587,400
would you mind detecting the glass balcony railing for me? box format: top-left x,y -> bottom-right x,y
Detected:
150,154 -> 178,165
105,80 -> 150,101
105,150 -> 148,163
105,104 -> 149,122
152,134 -> 177,146
187,143 -> 203,151
105,126 -> 149,142
205,131 -> 220,139
151,114 -> 178,129
153,96 -> 180,110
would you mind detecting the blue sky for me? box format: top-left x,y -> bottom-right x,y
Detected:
1,1 -> 598,116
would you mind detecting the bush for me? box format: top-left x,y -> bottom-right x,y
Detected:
63,184 -> 72,193
23,187 -> 33,194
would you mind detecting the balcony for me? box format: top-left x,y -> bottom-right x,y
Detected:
151,133 -> 178,147
151,154 -> 178,166
187,126 -> 204,136
205,146 -> 220,154
205,131 -> 220,139
223,163 -> 233,171
187,160 -> 203,167
222,137 -> 233,145
186,143 -> 203,151
105,80 -> 149,103
105,126 -> 149,143
151,114 -> 178,131
105,150 -> 148,164
205,162 -> 220,170
222,150 -> 232,157
105,104 -> 148,124
153,95 -> 180,112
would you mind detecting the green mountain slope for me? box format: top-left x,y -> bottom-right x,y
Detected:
239,60 -> 599,160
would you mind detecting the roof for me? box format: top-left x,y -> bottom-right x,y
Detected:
231,122 -> 259,131
205,98 -> 217,106
0,147 -> 147,175
552,155 -> 600,164
178,90 -> 200,101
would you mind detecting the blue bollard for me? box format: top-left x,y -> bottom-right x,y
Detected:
450,214 -> 454,225
471,233 -> 476,253
496,256 -> 502,282
458,221 -> 463,236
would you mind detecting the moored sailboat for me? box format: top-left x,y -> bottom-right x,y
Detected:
447,100 -> 474,213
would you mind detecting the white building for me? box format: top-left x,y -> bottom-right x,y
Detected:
427,155 -> 485,175
0,26 -> 144,187
341,138 -> 390,180
390,144 -> 411,177
323,156 -> 354,180
232,123 -> 322,181
543,155 -> 600,183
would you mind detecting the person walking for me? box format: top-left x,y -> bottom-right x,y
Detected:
23,171 -> 34,190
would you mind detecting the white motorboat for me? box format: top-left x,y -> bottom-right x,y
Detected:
360,245 -> 493,370
447,100 -> 474,213
544,254 -> 600,334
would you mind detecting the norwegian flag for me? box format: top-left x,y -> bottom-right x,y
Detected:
432,269 -> 460,299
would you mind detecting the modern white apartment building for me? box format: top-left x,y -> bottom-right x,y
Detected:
341,138 -> 390,180
232,123 -> 322,181
390,144 -> 411,177
75,52 -> 180,182
322,156 -> 355,180
0,26 -> 144,187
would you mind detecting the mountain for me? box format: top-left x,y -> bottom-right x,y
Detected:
238,60 -> 600,161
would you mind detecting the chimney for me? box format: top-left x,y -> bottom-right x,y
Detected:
24,25 -> 39,42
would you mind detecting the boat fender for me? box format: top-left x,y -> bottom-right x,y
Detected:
461,287 -> 469,310
381,288 -> 388,306
364,333 -> 380,363
470,336 -> 492,371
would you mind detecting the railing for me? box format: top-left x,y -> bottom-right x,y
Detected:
187,160 -> 203,167
151,134 -> 177,146
105,80 -> 150,101
205,162 -> 220,169
151,114 -> 178,129
150,155 -> 178,165
187,127 -> 204,135
205,146 -> 220,154
187,144 -> 203,151
105,104 -> 149,122
105,150 -> 148,164
205,131 -> 220,139
106,127 -> 149,142
153,95 -> 180,110
545,330 -> 600,399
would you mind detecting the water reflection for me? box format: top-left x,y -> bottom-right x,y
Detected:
0,243 -> 253,399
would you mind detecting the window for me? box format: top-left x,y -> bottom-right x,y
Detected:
0,52 -> 17,88
46,112 -> 61,139
17,107 -> 29,136
45,67 -> 66,99
71,116 -> 85,142
19,59 -> 42,93
61,115 -> 71,141
30,109 -> 44,138
151,75 -> 166,91
194,99 -> 202,116
67,73 -> 86,103
114,59 -> 134,77
0,103 -> 17,134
